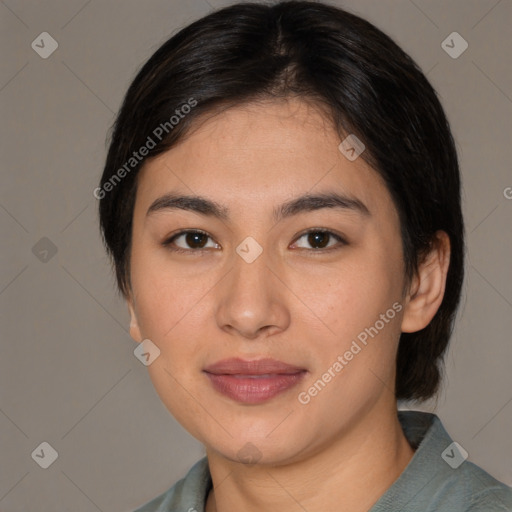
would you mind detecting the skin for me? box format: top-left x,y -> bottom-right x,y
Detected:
127,98 -> 450,512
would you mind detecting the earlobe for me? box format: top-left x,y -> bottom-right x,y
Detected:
401,231 -> 451,333
127,299 -> 143,343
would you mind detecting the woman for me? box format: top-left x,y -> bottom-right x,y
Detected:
98,2 -> 512,511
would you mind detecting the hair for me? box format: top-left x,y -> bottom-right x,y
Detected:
98,0 -> 465,402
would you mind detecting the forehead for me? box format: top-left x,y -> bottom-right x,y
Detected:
135,98 -> 396,223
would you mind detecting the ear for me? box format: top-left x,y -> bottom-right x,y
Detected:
127,296 -> 143,343
401,231 -> 451,333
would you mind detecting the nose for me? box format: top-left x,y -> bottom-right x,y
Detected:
214,243 -> 290,340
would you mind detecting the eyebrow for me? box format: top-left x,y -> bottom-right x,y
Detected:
146,191 -> 370,222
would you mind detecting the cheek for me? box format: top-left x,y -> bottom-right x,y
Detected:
295,248 -> 404,394
130,262 -> 217,436
296,284 -> 402,417
130,247 -> 212,338
297,251 -> 400,339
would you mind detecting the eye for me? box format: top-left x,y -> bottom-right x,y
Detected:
291,229 -> 347,251
162,230 -> 220,253
162,228 -> 347,254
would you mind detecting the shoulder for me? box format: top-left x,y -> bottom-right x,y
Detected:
132,457 -> 211,512
462,460 -> 512,511
371,411 -> 512,512
422,458 -> 512,511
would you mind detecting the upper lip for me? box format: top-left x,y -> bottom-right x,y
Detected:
203,358 -> 306,375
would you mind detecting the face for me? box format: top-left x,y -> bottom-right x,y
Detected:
128,98 -> 408,465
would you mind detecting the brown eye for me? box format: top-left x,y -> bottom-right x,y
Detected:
307,231 -> 330,249
293,229 -> 346,251
181,232 -> 209,249
163,230 -> 220,252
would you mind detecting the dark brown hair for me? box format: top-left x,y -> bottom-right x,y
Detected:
98,1 -> 465,402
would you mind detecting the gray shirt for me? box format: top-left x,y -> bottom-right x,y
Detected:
133,410 -> 512,511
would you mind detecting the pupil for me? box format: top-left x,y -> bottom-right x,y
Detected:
309,232 -> 328,249
187,232 -> 207,248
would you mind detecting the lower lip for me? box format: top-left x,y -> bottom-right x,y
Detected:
204,371 -> 307,404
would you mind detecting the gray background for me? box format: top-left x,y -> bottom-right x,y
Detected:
1,0 -> 511,510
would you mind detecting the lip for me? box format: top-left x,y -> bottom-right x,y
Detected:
203,358 -> 307,404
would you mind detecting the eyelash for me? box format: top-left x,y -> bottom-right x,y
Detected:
161,228 -> 347,254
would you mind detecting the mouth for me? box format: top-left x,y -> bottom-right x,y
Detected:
203,358 -> 307,404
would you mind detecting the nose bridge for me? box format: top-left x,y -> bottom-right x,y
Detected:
229,235 -> 273,302
215,236 -> 289,337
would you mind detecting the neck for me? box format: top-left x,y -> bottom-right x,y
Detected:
205,402 -> 415,512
